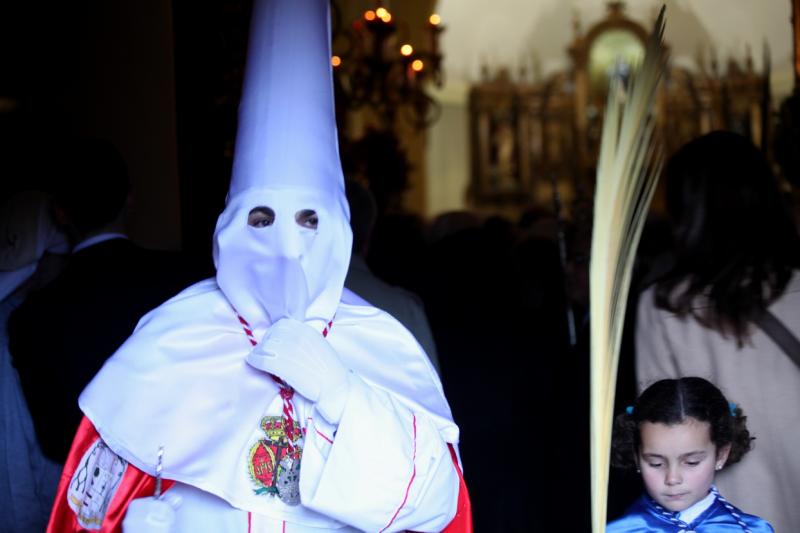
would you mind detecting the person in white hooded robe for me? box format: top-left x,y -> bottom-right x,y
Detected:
46,1 -> 471,532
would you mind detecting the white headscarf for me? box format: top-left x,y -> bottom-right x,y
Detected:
0,191 -> 69,301
213,0 -> 351,332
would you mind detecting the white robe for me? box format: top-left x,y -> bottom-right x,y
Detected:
79,279 -> 460,532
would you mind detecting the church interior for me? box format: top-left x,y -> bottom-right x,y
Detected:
2,1 -> 796,249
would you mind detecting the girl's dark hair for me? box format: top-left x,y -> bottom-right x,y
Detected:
611,377 -> 753,469
654,131 -> 800,344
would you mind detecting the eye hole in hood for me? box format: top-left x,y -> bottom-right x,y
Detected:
248,206 -> 275,228
295,209 -> 318,230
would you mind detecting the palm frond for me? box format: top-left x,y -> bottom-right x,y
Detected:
590,7 -> 666,532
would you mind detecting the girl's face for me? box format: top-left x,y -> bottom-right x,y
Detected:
637,417 -> 730,512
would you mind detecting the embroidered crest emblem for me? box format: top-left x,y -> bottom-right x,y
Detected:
248,416 -> 303,505
67,439 -> 128,529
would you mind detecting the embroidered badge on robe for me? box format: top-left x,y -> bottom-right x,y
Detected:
248,416 -> 304,506
67,440 -> 128,529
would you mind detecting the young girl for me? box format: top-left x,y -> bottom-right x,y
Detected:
608,377 -> 773,532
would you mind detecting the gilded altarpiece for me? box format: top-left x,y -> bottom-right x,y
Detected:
469,3 -> 770,217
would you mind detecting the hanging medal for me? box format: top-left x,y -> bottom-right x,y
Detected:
248,415 -> 303,505
237,311 -> 305,506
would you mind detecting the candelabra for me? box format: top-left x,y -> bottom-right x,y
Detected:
331,3 -> 445,130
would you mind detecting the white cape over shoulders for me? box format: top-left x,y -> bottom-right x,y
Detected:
79,278 -> 458,525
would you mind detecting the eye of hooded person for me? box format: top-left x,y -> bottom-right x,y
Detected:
295,209 -> 319,230
248,206 -> 275,228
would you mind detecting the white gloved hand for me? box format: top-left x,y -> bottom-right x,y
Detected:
122,492 -> 182,533
247,318 -> 351,424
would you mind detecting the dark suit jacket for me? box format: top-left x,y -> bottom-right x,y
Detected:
8,237 -> 210,462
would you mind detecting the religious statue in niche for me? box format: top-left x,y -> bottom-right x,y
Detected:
489,111 -> 518,192
469,67 -> 533,205
588,28 -> 644,103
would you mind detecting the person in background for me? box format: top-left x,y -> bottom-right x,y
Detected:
344,178 -> 440,371
1,191 -> 69,531
8,138 -> 207,463
635,131 -> 800,533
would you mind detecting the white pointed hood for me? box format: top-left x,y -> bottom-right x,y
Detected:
214,0 -> 351,331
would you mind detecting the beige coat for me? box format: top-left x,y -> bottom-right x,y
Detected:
636,272 -> 800,533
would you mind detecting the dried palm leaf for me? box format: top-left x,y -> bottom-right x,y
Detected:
590,6 -> 666,532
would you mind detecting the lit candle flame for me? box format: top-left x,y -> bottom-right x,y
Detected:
400,44 -> 413,56
411,59 -> 424,72
429,14 -> 441,26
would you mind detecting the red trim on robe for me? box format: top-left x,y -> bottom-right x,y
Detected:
441,444 -> 474,533
48,419 -> 472,532
306,417 -> 334,444
47,417 -> 174,533
380,415 -> 418,532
